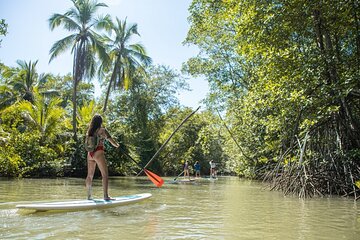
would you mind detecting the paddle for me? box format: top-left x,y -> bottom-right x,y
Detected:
144,169 -> 164,187
118,147 -> 164,187
173,170 -> 185,181
137,106 -> 201,176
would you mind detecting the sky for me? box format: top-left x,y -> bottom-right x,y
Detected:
0,0 -> 208,109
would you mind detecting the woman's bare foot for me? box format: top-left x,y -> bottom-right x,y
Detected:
104,196 -> 115,201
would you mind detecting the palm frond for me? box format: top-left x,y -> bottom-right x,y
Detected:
93,14 -> 112,31
95,39 -> 110,65
128,45 -> 153,66
37,73 -> 50,87
18,92 -> 65,137
95,2 -> 108,8
49,34 -> 78,63
77,100 -> 98,132
125,23 -> 139,41
48,13 -> 80,32
85,52 -> 97,80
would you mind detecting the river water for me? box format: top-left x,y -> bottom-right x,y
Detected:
0,177 -> 359,240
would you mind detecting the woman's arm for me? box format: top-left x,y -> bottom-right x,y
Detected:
108,137 -> 120,148
103,128 -> 120,148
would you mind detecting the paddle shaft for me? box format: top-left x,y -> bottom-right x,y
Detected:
137,106 -> 201,176
119,147 -> 164,187
173,170 -> 185,181
118,147 -> 142,169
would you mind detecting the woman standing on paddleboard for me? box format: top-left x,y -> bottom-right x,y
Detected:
86,114 -> 119,200
183,160 -> 190,179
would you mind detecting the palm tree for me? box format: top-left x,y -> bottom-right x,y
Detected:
18,89 -> 66,144
101,17 -> 152,113
48,0 -> 110,139
4,60 -> 49,103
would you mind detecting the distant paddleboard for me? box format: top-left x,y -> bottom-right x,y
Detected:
207,177 -> 218,181
16,193 -> 152,211
173,179 -> 196,183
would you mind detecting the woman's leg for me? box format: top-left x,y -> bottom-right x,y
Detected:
93,151 -> 111,199
86,153 -> 97,199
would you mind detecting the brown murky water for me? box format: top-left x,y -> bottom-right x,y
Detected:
0,177 -> 359,239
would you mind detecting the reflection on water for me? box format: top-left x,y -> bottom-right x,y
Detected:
0,177 -> 359,239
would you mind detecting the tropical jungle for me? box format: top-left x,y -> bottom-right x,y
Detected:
0,0 -> 359,201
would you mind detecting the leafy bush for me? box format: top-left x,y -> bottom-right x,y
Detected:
9,131 -> 64,177
0,145 -> 24,177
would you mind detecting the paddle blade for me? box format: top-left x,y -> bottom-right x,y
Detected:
144,169 -> 164,187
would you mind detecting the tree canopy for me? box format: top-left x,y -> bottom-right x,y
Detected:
184,0 -> 360,198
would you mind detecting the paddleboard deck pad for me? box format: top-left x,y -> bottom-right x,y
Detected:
16,193 -> 152,211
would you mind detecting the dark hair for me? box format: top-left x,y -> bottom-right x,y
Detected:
87,114 -> 102,136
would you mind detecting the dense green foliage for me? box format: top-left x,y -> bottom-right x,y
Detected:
1,0 -> 359,199
184,0 -> 360,198
0,58 -> 225,178
0,0 -> 228,179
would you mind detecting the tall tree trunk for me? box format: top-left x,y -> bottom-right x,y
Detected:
103,60 -> 120,113
72,78 -> 78,141
103,70 -> 116,113
72,45 -> 80,141
72,40 -> 87,140
313,8 -> 332,85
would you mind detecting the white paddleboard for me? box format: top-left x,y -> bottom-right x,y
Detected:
207,177 -> 218,181
16,193 -> 152,211
173,179 -> 196,183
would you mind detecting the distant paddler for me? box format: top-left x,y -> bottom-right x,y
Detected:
194,161 -> 201,178
209,160 -> 216,178
183,160 -> 190,180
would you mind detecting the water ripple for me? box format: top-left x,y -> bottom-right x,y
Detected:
1,177 -> 359,240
